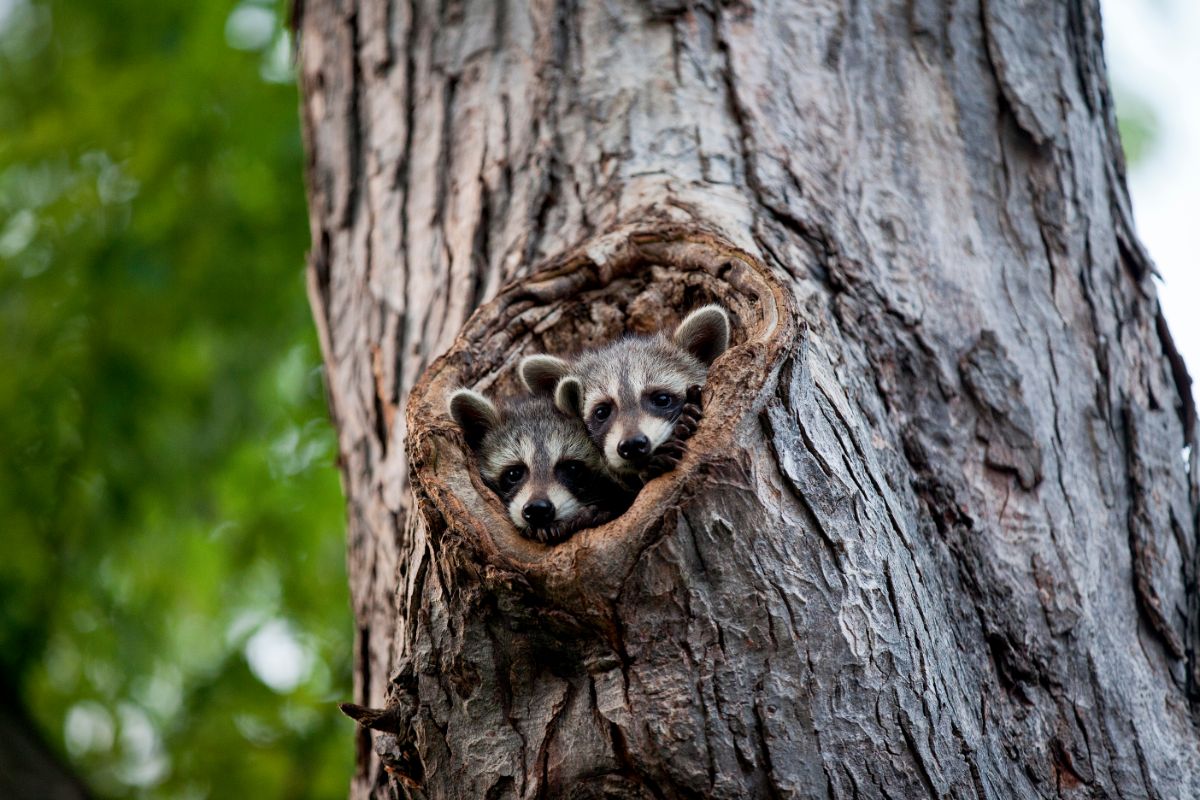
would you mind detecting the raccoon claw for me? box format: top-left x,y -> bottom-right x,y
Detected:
529,525 -> 564,545
641,460 -> 672,480
582,506 -> 617,528
524,508 -> 615,546
655,441 -> 687,459
641,387 -> 705,481
674,412 -> 699,439
642,445 -> 685,479
673,385 -> 704,441
520,524 -> 558,545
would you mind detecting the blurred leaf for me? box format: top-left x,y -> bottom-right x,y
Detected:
0,1 -> 353,797
1112,82 -> 1161,167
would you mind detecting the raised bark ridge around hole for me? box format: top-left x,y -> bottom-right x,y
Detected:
405,227 -> 798,616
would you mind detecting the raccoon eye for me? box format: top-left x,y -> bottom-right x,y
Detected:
558,460 -> 585,477
650,392 -> 674,408
592,403 -> 612,422
500,465 -> 526,488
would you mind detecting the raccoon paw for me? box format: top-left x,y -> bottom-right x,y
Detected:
673,385 -> 704,440
526,513 -> 599,546
520,524 -> 551,544
575,505 -> 618,530
642,440 -> 687,479
527,524 -> 565,545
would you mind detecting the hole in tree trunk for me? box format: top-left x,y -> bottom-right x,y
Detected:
406,226 -> 797,614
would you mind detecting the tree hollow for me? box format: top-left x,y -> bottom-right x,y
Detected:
405,227 -> 797,618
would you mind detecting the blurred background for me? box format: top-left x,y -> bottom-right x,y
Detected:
1103,0 -> 1200,380
0,0 -> 1193,798
0,1 -> 351,797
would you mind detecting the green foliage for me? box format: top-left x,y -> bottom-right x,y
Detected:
0,0 -> 353,796
1112,83 -> 1160,167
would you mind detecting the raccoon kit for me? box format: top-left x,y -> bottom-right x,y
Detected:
520,305 -> 730,487
448,305 -> 729,544
447,390 -> 634,544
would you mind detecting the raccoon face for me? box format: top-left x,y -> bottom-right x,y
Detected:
541,305 -> 730,474
447,390 -> 625,543
567,339 -> 698,472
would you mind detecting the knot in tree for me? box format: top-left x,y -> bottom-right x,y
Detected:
411,229 -> 793,616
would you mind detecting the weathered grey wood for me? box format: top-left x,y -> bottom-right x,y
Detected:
297,0 -> 1200,797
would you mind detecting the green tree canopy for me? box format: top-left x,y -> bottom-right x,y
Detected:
0,1 -> 352,796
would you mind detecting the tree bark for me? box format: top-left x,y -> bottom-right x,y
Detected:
0,685 -> 91,800
297,1 -> 1200,798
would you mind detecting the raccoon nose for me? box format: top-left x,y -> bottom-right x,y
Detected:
522,499 -> 556,526
617,434 -> 651,460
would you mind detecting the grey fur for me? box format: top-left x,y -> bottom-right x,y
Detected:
555,376 -> 584,417
447,390 -> 629,543
548,305 -> 731,476
672,305 -> 730,366
472,396 -> 604,485
447,389 -> 501,450
519,354 -> 571,396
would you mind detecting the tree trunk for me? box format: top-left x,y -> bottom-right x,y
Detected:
0,685 -> 91,800
297,1 -> 1200,797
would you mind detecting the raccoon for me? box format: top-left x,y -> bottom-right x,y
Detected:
447,389 -> 633,544
520,305 -> 730,483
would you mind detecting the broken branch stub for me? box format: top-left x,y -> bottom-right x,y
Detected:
405,227 -> 797,623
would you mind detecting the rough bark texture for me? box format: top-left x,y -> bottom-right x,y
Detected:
0,686 -> 91,800
297,1 -> 1200,797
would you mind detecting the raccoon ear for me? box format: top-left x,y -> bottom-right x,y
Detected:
447,389 -> 500,451
555,377 -> 584,417
519,354 -> 571,396
673,305 -> 730,366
